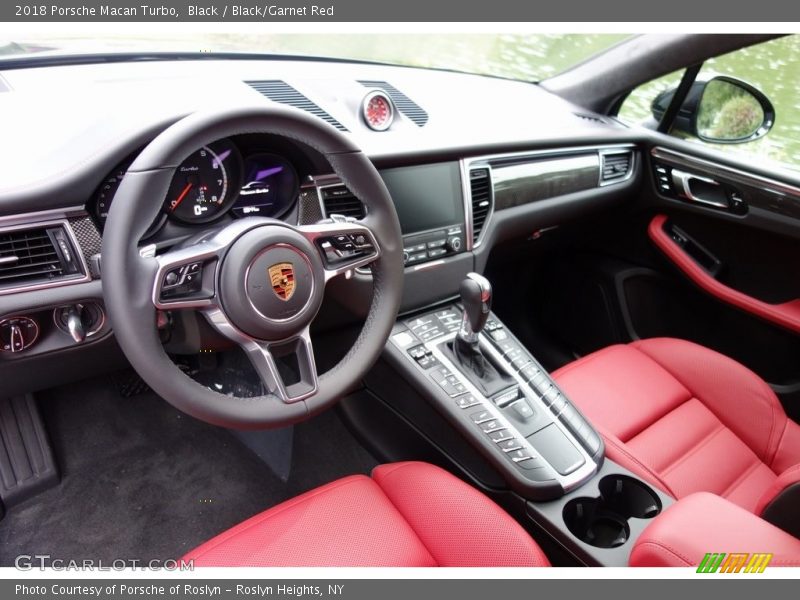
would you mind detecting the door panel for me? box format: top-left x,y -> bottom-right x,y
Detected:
636,141 -> 800,419
648,213 -> 800,334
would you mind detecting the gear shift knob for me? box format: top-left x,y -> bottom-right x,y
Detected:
459,272 -> 492,343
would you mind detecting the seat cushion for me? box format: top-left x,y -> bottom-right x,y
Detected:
182,461 -> 549,567
552,338 -> 800,515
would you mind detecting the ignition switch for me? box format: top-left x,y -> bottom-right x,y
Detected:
54,303 -> 104,343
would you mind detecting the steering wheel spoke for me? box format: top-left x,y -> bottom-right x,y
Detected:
204,307 -> 318,403
299,219 -> 381,281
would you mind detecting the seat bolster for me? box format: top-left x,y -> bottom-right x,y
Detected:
372,462 -> 549,567
772,419 -> 800,474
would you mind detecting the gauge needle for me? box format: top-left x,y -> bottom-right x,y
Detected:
172,183 -> 193,211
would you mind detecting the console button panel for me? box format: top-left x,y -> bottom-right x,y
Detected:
389,305 -> 603,499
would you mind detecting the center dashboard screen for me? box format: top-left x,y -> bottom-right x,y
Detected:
379,162 -> 464,235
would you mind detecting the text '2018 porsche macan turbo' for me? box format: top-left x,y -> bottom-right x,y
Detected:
1,33 -> 800,568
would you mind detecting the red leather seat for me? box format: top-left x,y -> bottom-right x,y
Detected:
553,338 -> 800,517
183,461 -> 549,567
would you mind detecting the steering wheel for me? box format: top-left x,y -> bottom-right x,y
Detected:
101,105 -> 404,429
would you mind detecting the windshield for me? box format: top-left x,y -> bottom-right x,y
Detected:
0,33 -> 630,81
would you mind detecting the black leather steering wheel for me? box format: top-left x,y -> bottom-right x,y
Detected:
101,105 -> 404,429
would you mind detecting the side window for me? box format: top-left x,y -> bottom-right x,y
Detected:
617,35 -> 800,173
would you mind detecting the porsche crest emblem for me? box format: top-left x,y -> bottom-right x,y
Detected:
268,262 -> 295,301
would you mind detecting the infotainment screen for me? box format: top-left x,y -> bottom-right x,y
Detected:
379,162 -> 464,235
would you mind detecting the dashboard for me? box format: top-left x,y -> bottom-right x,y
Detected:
0,56 -> 644,398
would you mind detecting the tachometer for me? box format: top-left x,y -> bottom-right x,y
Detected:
166,141 -> 240,223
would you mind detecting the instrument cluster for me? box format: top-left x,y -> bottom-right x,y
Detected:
91,137 -> 301,232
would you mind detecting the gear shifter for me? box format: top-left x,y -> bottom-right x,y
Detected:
445,273 -> 514,397
458,273 -> 492,344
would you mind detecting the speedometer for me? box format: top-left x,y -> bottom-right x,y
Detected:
166,141 -> 240,223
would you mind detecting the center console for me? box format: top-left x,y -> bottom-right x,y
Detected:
386,275 -> 604,500
356,155 -> 673,565
381,272 -> 673,565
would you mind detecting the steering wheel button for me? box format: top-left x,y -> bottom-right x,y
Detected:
164,271 -> 180,286
350,234 -> 370,247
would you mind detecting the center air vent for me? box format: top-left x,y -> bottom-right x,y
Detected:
357,81 -> 429,127
245,80 -> 348,132
468,168 -> 493,245
0,224 -> 84,292
600,150 -> 633,184
320,185 -> 365,219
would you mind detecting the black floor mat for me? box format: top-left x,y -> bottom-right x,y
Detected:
0,375 -> 377,564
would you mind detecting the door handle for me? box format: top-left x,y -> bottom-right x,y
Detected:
670,169 -> 730,209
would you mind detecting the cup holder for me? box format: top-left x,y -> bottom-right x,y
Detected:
598,474 -> 662,519
563,475 -> 662,549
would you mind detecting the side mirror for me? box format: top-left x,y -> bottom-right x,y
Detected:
651,76 -> 775,144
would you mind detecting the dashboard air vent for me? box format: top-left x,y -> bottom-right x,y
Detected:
320,186 -> 365,219
469,168 -> 493,244
245,80 -> 348,132
0,225 -> 83,291
600,150 -> 633,183
357,81 -> 429,127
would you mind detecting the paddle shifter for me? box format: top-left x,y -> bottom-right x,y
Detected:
446,273 -> 514,397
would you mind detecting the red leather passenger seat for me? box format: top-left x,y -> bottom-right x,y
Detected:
183,461 -> 549,567
553,338 -> 800,517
